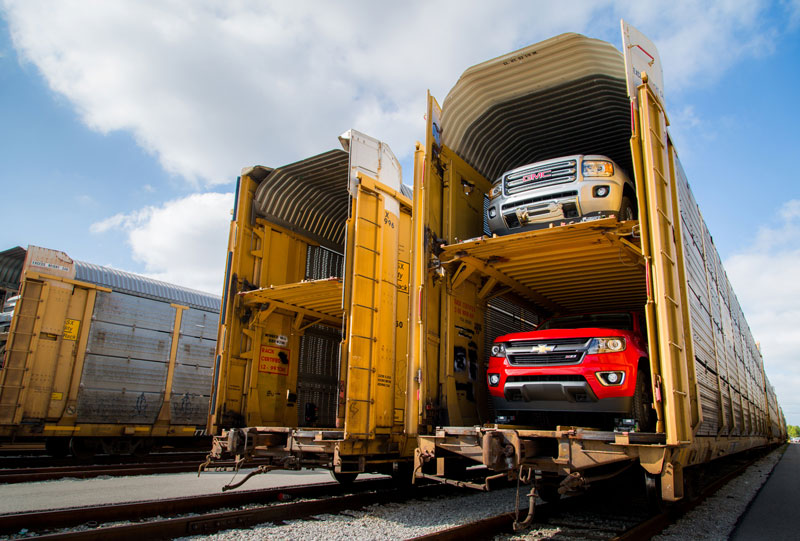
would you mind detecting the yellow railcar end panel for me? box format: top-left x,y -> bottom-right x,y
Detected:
344,179 -> 405,439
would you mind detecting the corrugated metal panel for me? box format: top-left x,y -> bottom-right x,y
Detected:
180,307 -> 220,341
74,260 -> 220,311
0,246 -> 25,292
76,354 -> 166,424
93,291 -> 176,334
251,149 -> 350,252
85,320 -> 172,362
440,33 -> 631,182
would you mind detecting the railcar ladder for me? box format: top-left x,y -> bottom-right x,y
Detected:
343,181 -> 384,440
635,81 -> 697,446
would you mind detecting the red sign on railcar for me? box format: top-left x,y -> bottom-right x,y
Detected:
258,345 -> 290,376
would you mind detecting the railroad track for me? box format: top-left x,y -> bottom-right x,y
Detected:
0,452 -> 208,470
0,477 -> 441,540
413,449 -> 771,540
0,448 -> 772,540
0,453 -> 256,484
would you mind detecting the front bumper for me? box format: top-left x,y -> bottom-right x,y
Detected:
487,352 -> 637,414
487,180 -> 624,236
493,378 -> 632,413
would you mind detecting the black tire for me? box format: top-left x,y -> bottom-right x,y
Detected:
632,368 -> 656,433
618,195 -> 635,221
331,471 -> 358,485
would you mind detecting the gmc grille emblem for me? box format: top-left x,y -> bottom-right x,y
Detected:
531,344 -> 556,354
522,170 -> 551,182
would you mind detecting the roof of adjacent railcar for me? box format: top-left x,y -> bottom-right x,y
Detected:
74,260 -> 220,312
440,33 -> 632,182
0,246 -> 26,292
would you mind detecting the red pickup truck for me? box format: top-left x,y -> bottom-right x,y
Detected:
487,311 -> 655,431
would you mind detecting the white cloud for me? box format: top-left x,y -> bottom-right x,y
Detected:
726,200 -> 800,425
90,192 -> 233,294
3,0 -> 791,189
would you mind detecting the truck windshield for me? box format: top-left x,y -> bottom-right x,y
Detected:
538,313 -> 633,331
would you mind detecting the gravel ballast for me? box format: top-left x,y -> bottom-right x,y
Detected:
178,487 -> 524,541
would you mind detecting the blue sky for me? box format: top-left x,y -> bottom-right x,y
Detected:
1,1 -> 799,424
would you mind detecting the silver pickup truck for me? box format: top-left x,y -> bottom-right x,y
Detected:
486,155 -> 636,236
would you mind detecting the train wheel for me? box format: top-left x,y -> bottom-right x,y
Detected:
330,471 -> 358,485
70,438 -> 96,460
45,438 -> 70,458
390,461 -> 414,486
632,368 -> 656,432
537,483 -> 561,504
536,472 -> 562,503
132,438 -> 153,458
644,471 -> 663,514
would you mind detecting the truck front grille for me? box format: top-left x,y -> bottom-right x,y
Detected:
501,190 -> 579,212
506,338 -> 591,366
505,160 -> 577,195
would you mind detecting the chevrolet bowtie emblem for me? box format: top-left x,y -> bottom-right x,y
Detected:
532,344 -> 556,354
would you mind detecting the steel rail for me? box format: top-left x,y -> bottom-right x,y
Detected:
0,457 -> 267,484
0,478 -> 393,536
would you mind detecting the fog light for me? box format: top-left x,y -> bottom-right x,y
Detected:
597,371 -> 626,386
593,185 -> 610,197
488,373 -> 500,386
488,207 -> 497,219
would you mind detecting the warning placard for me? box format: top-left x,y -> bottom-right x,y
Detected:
63,318 -> 80,341
258,345 -> 290,376
397,261 -> 409,293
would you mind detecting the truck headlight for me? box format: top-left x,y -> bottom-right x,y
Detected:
488,207 -> 497,219
491,343 -> 507,357
583,160 -> 614,177
587,337 -> 626,354
489,181 -> 503,200
488,373 -> 501,386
